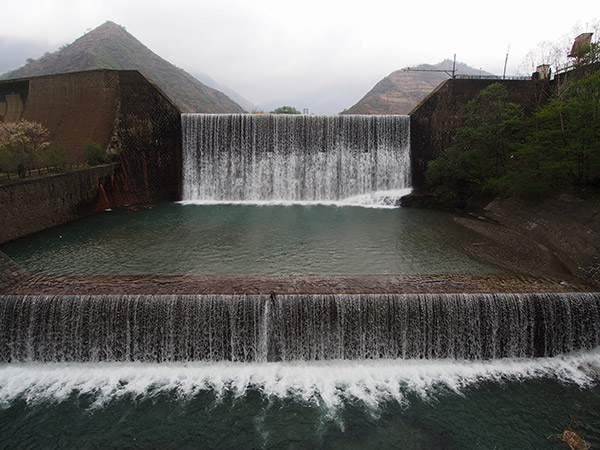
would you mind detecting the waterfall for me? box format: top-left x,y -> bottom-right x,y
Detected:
2,293 -> 598,362
181,114 -> 411,203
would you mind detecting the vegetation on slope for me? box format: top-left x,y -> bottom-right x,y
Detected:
1,21 -> 245,113
426,60 -> 600,200
271,106 -> 301,114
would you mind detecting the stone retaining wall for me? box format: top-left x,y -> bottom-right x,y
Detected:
0,164 -> 116,244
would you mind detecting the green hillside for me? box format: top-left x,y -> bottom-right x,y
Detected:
1,21 -> 245,113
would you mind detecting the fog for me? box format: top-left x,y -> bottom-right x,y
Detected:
1,0 -> 597,109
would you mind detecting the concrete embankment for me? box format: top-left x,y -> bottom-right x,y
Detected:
401,190 -> 599,287
0,165 -> 116,244
482,195 -> 600,286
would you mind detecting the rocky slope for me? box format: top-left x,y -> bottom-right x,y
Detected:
482,195 -> 600,286
344,60 -> 492,115
1,21 -> 245,113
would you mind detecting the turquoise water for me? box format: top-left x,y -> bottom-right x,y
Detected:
0,354 -> 599,449
2,202 -> 596,448
1,202 -> 546,276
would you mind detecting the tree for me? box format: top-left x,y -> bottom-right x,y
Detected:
271,105 -> 301,114
426,83 -> 525,196
520,20 -> 600,77
42,145 -> 76,171
427,72 -> 600,199
0,120 -> 51,178
506,71 -> 600,194
84,141 -> 105,166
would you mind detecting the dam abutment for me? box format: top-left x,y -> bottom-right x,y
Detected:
409,78 -> 545,188
0,70 -> 181,244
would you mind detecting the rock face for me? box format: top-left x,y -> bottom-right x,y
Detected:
343,60 -> 493,115
1,21 -> 245,113
401,190 -> 600,286
483,195 -> 600,287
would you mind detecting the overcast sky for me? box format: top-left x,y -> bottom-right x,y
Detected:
0,0 -> 597,105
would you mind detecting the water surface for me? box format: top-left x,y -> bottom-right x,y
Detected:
1,353 -> 599,449
1,203 -> 545,276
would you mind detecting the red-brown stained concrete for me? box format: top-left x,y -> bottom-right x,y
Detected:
2,273 -> 593,296
1,250 -> 594,296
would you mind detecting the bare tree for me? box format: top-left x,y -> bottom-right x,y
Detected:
0,120 -> 51,178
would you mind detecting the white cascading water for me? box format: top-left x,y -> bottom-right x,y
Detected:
2,351 -> 600,409
2,293 -> 599,363
181,114 -> 411,205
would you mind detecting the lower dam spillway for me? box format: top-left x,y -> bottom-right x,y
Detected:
1,114 -> 599,448
1,293 -> 599,363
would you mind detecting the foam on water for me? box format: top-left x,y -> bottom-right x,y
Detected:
179,189 -> 413,209
1,349 -> 598,409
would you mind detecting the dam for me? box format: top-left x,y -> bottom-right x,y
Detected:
1,92 -> 599,447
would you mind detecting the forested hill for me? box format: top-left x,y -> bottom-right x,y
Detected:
1,21 -> 245,113
343,60 -> 493,115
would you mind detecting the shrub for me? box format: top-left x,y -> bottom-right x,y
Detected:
84,141 -> 105,166
271,106 -> 301,114
42,145 -> 76,171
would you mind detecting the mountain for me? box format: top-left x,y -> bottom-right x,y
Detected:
0,21 -> 245,113
193,72 -> 256,112
0,37 -> 49,74
343,60 -> 493,115
258,81 -> 371,115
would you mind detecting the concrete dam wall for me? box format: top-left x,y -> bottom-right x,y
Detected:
0,70 -> 181,243
409,78 -> 546,188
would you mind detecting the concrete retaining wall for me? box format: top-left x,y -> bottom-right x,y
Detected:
0,70 -> 181,207
106,71 -> 181,205
0,164 -> 117,244
20,71 -> 120,160
409,78 -> 548,188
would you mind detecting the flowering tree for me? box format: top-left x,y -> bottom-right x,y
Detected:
0,120 -> 51,178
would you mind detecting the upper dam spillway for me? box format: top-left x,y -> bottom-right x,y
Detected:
181,113 -> 411,205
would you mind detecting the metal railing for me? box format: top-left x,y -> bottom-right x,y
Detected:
454,74 -> 531,81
